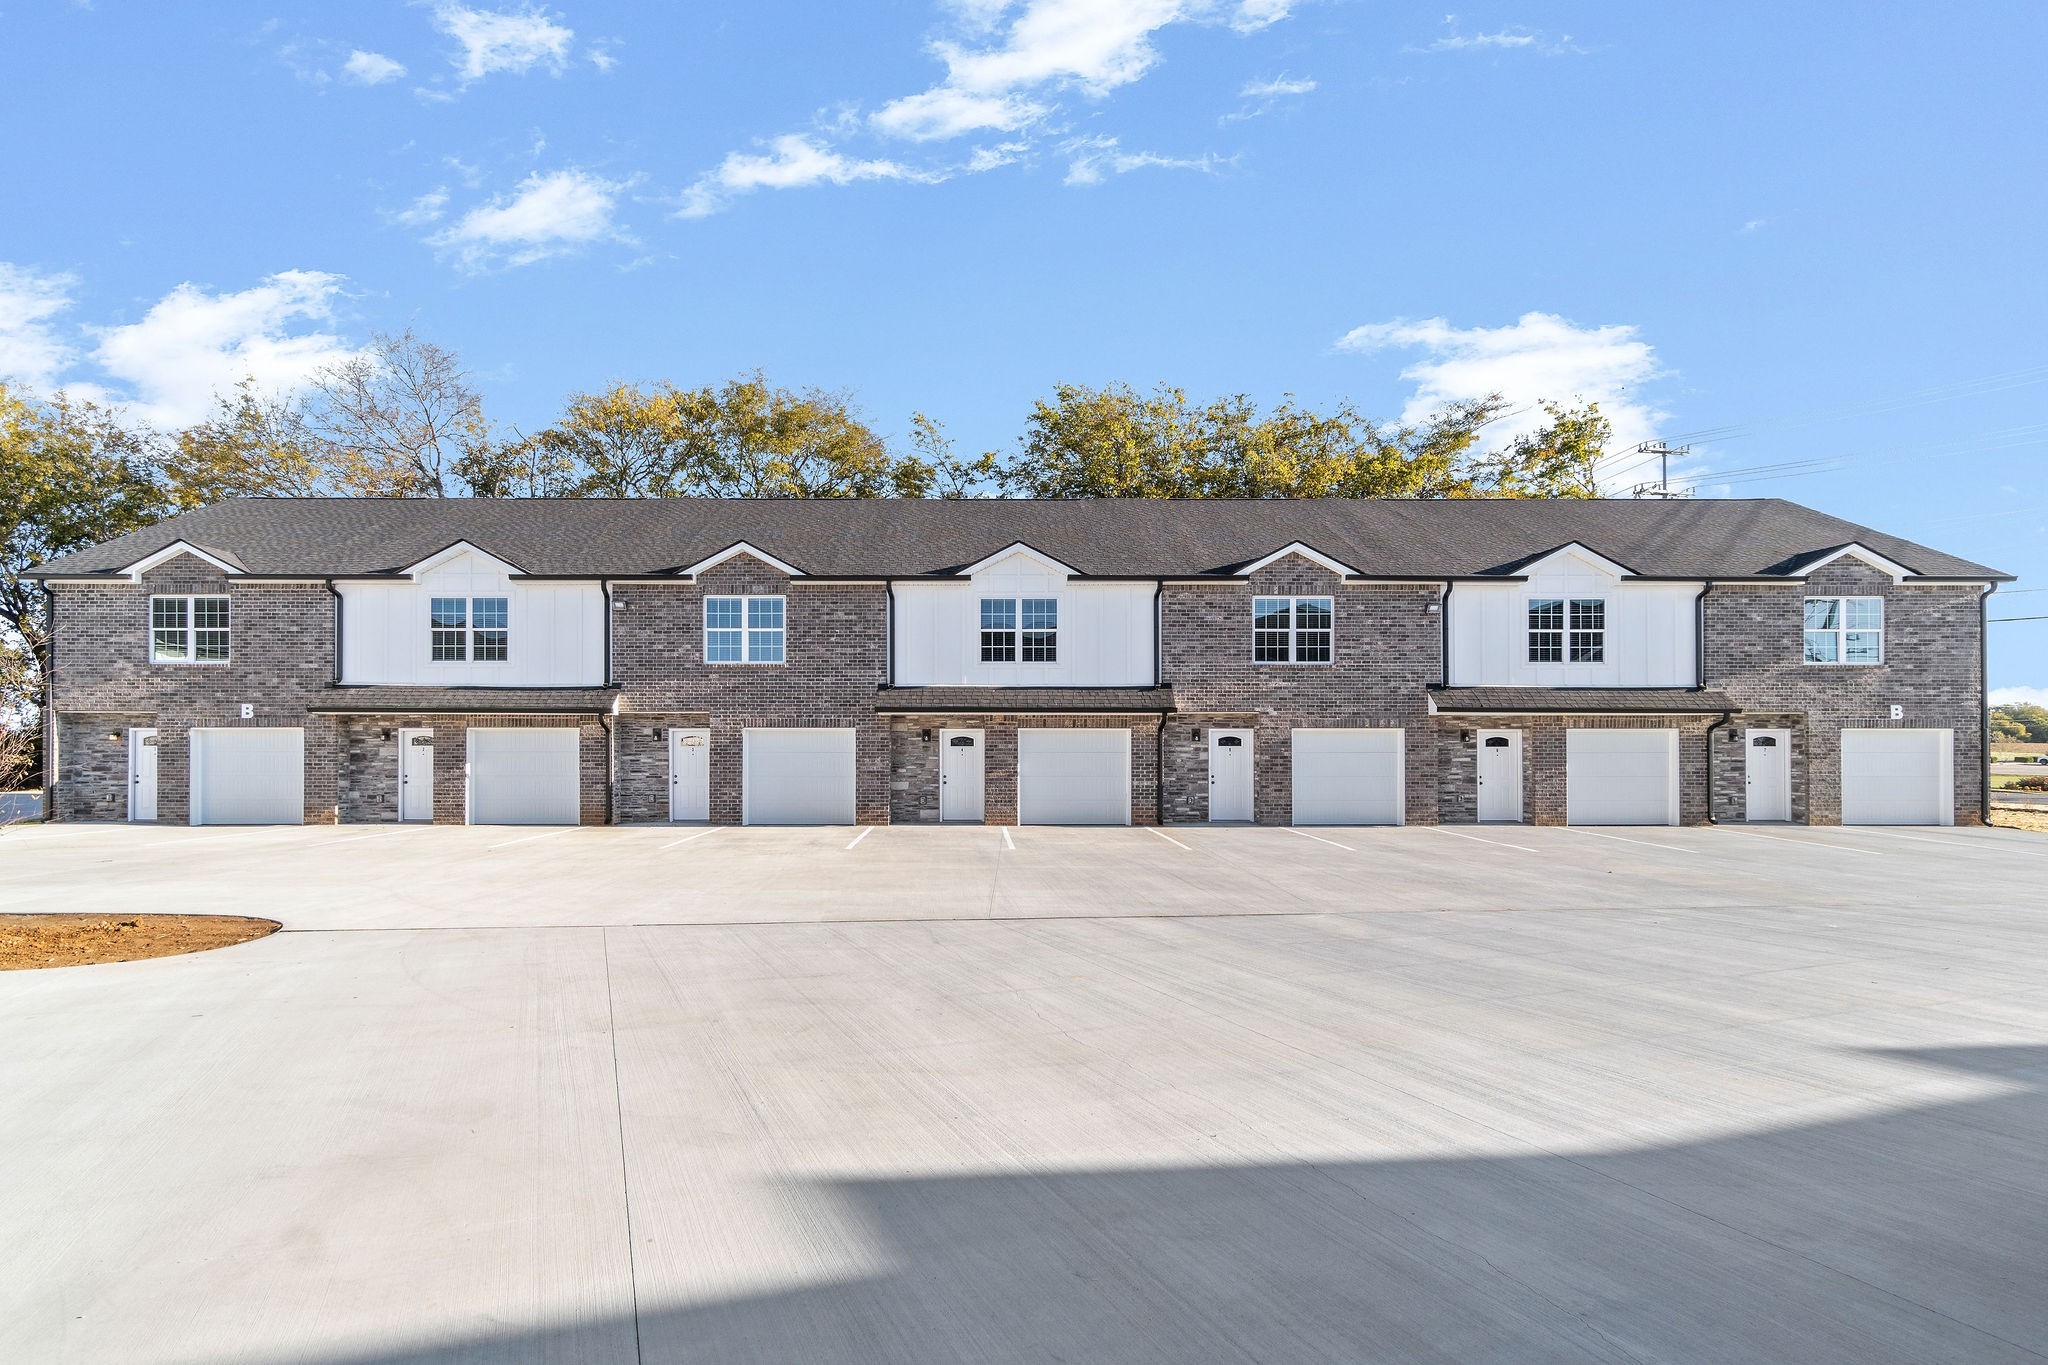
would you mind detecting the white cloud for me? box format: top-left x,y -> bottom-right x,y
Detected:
1992,687 -> 2048,708
386,188 -> 451,227
88,271 -> 357,427
0,263 -> 80,391
1739,218 -> 1768,235
1408,20 -> 1581,56
678,136 -> 932,218
1063,134 -> 1219,186
435,3 -> 573,83
429,169 -> 625,269
342,49 -> 407,84
872,87 -> 1048,141
1240,74 -> 1315,98
1336,311 -> 1667,456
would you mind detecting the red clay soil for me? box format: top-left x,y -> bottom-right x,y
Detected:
0,915 -> 280,970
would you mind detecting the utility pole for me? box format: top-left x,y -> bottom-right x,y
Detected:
1628,442 -> 1693,499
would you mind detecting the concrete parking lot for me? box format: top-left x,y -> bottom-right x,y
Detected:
3,822 -> 2047,1363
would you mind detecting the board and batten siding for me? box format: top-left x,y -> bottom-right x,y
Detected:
338,551 -> 604,687
1448,550 -> 1700,688
892,551 -> 1156,687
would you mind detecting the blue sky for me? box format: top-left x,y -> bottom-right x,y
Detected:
5,2 -> 2047,690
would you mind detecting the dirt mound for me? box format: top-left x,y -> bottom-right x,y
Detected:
0,915 -> 279,970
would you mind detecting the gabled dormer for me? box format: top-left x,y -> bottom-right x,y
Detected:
1448,543 -> 1700,688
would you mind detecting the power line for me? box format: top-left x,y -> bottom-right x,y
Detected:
1991,615 -> 2048,623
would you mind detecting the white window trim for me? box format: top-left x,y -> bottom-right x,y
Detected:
1252,595 -> 1334,665
149,594 -> 231,666
1804,595 -> 1885,665
428,595 -> 512,666
1527,597 -> 1607,665
978,596 -> 1060,665
704,594 -> 787,665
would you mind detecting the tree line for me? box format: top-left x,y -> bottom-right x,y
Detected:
1,326 -> 1616,791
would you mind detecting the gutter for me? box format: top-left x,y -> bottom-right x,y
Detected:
1440,581 -> 1454,687
1694,581 -> 1713,688
1983,582 -> 1995,824
885,581 -> 896,688
1153,582 -> 1164,688
600,578 -> 613,686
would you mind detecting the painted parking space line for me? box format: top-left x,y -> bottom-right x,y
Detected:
1145,827 -> 1192,850
1563,826 -> 1695,854
657,827 -> 721,851
487,828 -> 576,850
1719,828 -> 1882,856
846,827 -> 873,851
320,828 -> 430,847
1429,826 -> 1542,854
1285,828 -> 1355,852
141,829 -> 297,849
1002,827 -> 1015,851
1832,827 -> 2048,858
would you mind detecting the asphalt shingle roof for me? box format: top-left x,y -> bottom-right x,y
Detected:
27,496 -> 2009,582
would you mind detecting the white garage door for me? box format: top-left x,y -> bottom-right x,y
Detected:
1566,729 -> 1678,826
744,728 -> 857,825
191,727 -> 304,826
469,728 -> 581,826
1841,728 -> 1952,825
1018,728 -> 1130,825
1291,729 -> 1405,826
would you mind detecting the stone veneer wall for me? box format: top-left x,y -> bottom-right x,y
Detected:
1705,560 -> 1985,824
337,715 -> 610,825
887,713 -> 1164,824
1708,713 -> 1807,824
610,554 -> 890,824
50,554 -> 339,823
1435,715 -> 1718,826
1162,558 -> 1440,824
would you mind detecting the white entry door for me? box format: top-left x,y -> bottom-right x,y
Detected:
1476,730 -> 1522,823
1018,728 -> 1131,825
467,728 -> 581,825
1743,728 -> 1791,822
127,727 -> 158,823
398,728 -> 435,822
190,727 -> 305,825
1208,729 -> 1254,822
1841,728 -> 1952,825
940,728 -> 985,822
669,727 -> 710,822
1291,729 -> 1404,826
743,728 -> 858,825
1565,729 -> 1678,826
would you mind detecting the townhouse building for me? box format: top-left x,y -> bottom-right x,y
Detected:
29,497 -> 2004,830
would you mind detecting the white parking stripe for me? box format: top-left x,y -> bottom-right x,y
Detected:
1834,827 -> 2048,858
1002,827 -> 1015,851
1285,828 -> 1355,852
487,828 -> 575,850
1430,826 -> 1541,854
846,827 -> 873,850
141,829 -> 292,849
1721,828 -> 1882,856
1146,827 -> 1191,850
1563,826 -> 1694,854
321,828 -> 426,846
658,828 -> 721,851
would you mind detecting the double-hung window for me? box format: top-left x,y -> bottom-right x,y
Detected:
1529,598 -> 1604,663
706,595 -> 785,663
430,596 -> 510,663
1252,596 -> 1333,663
980,598 -> 1058,664
150,595 -> 230,664
1804,596 -> 1883,664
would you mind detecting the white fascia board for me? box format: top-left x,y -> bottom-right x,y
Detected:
1236,542 -> 1359,579
1509,541 -> 1637,578
959,542 -> 1080,577
400,540 -> 528,578
120,540 -> 245,581
677,541 -> 806,578
1790,543 -> 1916,582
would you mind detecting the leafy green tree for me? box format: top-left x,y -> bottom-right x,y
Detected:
992,383 -> 1610,500
1992,703 -> 2048,744
162,377 -> 327,508
0,382 -> 168,741
529,383 -> 692,498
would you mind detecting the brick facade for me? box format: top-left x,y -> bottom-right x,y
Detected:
1162,559 -> 1440,824
1705,559 -> 1986,825
610,555 -> 891,824
886,714 -> 1164,824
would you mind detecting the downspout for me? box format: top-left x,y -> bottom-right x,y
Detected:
1439,581 -> 1454,687
1155,712 -> 1169,827
41,582 -> 57,822
325,579 -> 343,684
1983,582 -> 1996,824
600,578 -> 613,686
885,581 -> 896,688
1153,582 -> 1164,688
1697,581 -> 1722,822
597,708 -> 614,826
1703,709 -> 1733,825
